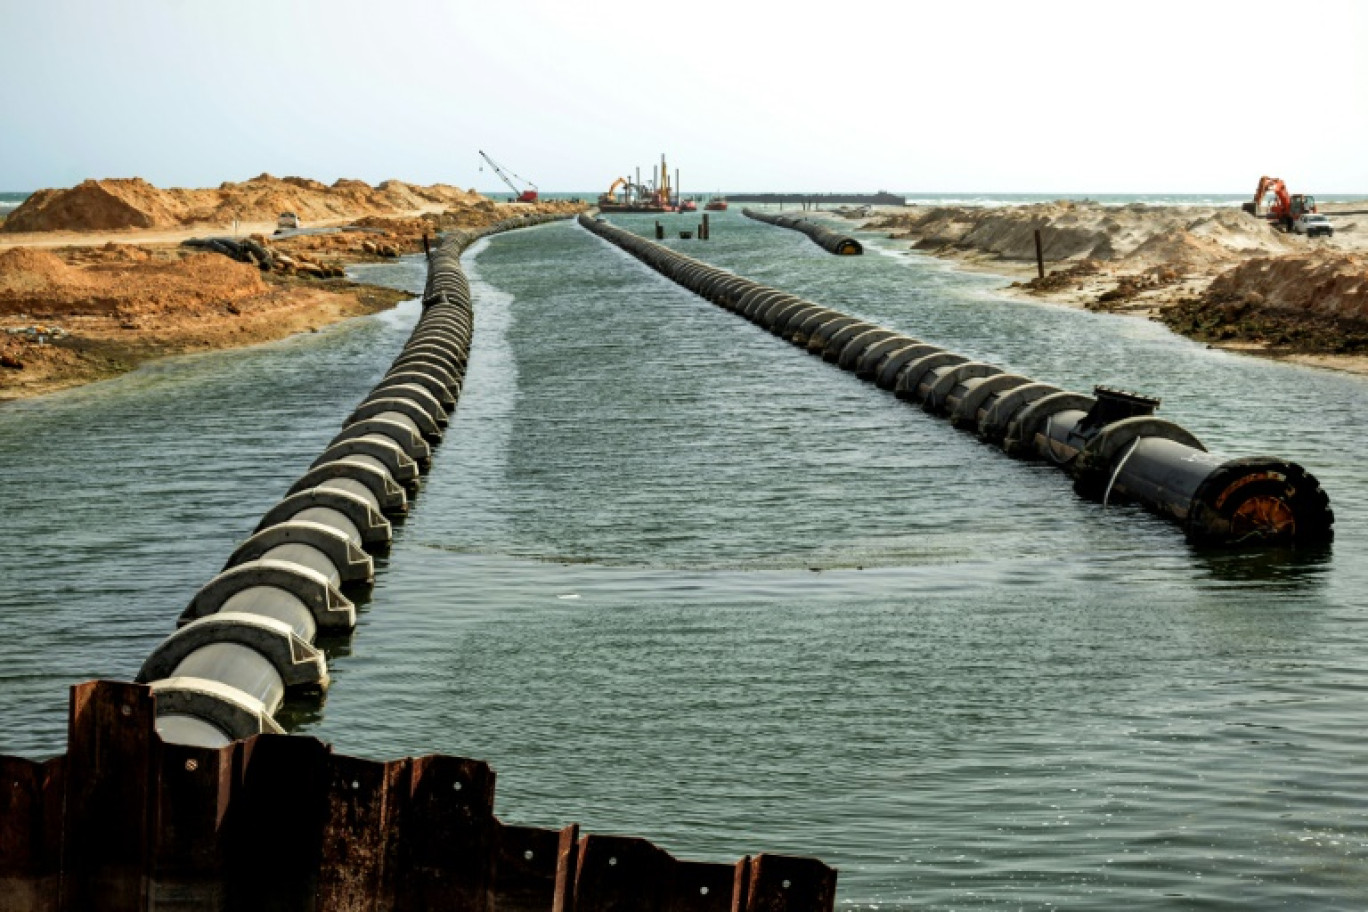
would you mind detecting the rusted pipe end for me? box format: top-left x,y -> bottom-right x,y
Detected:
1186,457 -> 1334,547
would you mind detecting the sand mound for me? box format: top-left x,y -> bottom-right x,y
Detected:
92,242 -> 155,263
2,175 -> 482,233
872,202 -> 1302,266
1160,252 -> 1368,353
1122,228 -> 1237,272
1206,252 -> 1368,321
877,203 -> 1117,261
0,247 -> 267,318
3,179 -> 189,232
0,247 -> 85,293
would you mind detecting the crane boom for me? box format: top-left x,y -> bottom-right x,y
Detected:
478,150 -> 539,203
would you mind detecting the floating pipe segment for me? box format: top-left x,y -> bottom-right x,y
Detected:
136,213 -> 570,747
578,214 -> 1334,548
742,207 -> 863,255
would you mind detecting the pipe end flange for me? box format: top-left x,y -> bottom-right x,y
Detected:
1185,457 -> 1334,547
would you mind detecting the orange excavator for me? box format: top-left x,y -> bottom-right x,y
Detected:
1243,176 -> 1316,231
601,177 -> 631,205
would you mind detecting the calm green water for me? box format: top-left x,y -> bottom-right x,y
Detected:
2,213 -> 1367,908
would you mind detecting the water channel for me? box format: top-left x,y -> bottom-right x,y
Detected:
2,212 -> 1366,908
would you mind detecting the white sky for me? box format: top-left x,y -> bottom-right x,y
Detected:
3,0 -> 1366,194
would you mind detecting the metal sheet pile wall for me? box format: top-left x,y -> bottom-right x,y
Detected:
0,681 -> 837,912
0,212 -> 839,910
578,214 -> 1333,547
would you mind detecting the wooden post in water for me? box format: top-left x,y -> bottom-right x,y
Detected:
1034,229 -> 1045,279
702,213 -> 710,240
422,233 -> 431,259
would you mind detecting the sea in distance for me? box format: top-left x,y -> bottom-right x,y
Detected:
527,190 -> 1368,207
6,189 -> 1368,213
0,191 -> 32,216
1,203 -> 1367,908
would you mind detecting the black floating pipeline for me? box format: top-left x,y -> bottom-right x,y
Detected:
742,207 -> 863,255
578,214 -> 1334,549
136,213 -> 572,748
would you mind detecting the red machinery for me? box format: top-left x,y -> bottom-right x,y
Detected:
1243,176 -> 1316,230
478,150 -> 539,203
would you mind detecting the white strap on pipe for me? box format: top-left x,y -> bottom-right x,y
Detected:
1103,438 -> 1143,508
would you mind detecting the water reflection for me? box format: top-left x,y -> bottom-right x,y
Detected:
1188,541 -> 1334,589
2,217 -> 1366,908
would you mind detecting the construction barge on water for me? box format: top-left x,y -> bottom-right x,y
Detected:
598,154 -> 714,214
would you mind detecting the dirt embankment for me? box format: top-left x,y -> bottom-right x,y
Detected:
267,196 -> 585,265
1160,252 -> 1368,354
1,180 -> 586,400
0,243 -> 411,400
863,201 -> 1368,362
0,175 -> 482,233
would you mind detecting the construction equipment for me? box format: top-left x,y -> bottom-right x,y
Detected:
478,150 -> 539,203
1243,176 -> 1316,231
597,158 -> 677,213
603,177 -> 631,204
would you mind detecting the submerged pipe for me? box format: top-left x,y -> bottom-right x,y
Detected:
577,213 -> 1333,548
137,212 -> 572,746
742,207 -> 863,255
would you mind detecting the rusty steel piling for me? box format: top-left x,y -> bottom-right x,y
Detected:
0,680 -> 837,912
0,213 -> 843,910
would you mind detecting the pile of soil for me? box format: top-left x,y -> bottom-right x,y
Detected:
0,195 -> 586,400
1014,258 -> 1103,293
1160,252 -> 1368,353
869,202 -> 1299,267
0,243 -> 404,399
1206,251 -> 1368,320
866,202 -> 1367,357
1,175 -> 485,233
0,244 -> 267,318
272,198 -> 583,263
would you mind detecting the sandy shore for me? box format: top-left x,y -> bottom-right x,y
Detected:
0,219 -> 298,250
837,201 -> 1368,376
1,179 -> 586,401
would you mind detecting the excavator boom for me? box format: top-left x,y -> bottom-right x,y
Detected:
1244,175 -> 1316,228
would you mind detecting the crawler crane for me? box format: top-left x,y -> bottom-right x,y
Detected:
478,150 -> 539,203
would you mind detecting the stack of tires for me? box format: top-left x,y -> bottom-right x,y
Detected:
578,214 -> 1333,547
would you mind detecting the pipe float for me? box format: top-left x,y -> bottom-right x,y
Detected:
135,213 -> 572,747
577,213 -> 1334,548
224,519 -> 375,585
742,207 -> 863,255
311,438 -> 421,492
13,213 -> 841,904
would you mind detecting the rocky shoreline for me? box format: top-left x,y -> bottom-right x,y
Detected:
849,201 -> 1368,374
